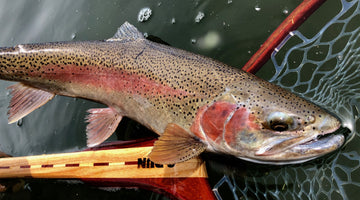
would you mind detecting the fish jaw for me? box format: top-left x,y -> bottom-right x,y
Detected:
241,134 -> 344,165
272,134 -> 344,164
250,117 -> 343,165
191,98 -> 344,165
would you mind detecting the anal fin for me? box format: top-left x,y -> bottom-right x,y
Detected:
85,107 -> 122,147
149,123 -> 206,164
7,83 -> 55,124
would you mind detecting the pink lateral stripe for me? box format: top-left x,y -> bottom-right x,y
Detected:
32,64 -> 191,98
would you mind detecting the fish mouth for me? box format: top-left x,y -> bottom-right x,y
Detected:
287,134 -> 345,157
250,124 -> 345,165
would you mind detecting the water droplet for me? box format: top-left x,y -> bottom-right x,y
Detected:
71,32 -> 76,40
138,7 -> 152,22
143,32 -> 148,38
195,11 -> 205,23
227,0 -> 233,4
248,50 -> 252,54
17,119 -> 23,127
157,2 -> 162,6
191,38 -> 197,44
254,4 -> 261,12
282,9 -> 289,15
171,18 -> 176,24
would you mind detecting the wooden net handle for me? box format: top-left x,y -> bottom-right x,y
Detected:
0,138 -> 215,200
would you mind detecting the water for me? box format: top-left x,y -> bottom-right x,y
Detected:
0,0 -> 357,199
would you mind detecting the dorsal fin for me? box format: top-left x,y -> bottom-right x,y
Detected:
107,21 -> 145,41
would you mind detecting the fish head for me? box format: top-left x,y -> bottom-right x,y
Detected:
243,105 -> 343,164
191,87 -> 344,165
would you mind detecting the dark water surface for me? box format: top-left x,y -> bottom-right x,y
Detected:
0,0 -> 358,199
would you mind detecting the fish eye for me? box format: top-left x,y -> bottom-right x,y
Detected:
267,112 -> 294,132
270,121 -> 289,132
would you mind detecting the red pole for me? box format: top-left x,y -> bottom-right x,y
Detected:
242,0 -> 327,74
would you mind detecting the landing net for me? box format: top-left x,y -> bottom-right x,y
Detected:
212,0 -> 360,199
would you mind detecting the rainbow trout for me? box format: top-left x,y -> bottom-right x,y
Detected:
0,22 -> 343,164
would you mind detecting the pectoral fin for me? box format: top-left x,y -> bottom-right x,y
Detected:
149,123 -> 206,164
7,83 -> 55,124
85,107 -> 122,147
